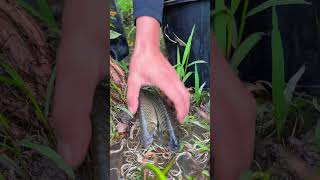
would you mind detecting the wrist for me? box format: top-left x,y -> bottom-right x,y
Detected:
134,16 -> 161,53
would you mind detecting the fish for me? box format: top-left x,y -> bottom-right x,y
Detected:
138,88 -> 180,152
138,89 -> 158,148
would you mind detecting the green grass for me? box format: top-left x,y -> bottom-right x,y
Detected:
173,25 -> 207,104
0,63 -> 55,145
271,6 -> 286,139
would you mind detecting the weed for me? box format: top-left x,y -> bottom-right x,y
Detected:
0,63 -> 55,145
193,64 -> 208,105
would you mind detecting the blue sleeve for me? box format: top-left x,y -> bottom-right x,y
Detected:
133,0 -> 164,25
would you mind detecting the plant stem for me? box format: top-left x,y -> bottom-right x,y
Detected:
238,0 -> 250,46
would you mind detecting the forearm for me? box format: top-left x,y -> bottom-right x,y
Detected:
212,36 -> 256,179
56,0 -> 107,80
60,0 -> 107,48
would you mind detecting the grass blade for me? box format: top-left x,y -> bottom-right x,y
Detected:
231,0 -> 241,14
199,82 -> 206,94
187,60 -> 207,67
247,0 -> 311,17
284,65 -> 305,105
176,46 -> 182,80
44,66 -> 56,118
142,163 -> 166,180
272,6 -> 286,139
36,0 -> 59,32
161,156 -> 176,176
17,139 -> 75,179
0,63 -> 55,144
230,32 -> 264,69
214,0 -> 227,55
182,25 -> 196,73
227,15 -> 238,57
194,64 -> 199,97
110,30 -> 122,39
182,72 -> 193,83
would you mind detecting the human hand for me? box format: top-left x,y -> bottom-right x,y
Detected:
127,16 -> 190,123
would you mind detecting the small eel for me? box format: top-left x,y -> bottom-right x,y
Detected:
138,88 -> 180,152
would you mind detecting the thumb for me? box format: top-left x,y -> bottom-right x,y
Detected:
127,74 -> 142,115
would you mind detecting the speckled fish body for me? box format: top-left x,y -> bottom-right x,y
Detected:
139,88 -> 180,152
152,95 -> 180,152
138,90 -> 158,148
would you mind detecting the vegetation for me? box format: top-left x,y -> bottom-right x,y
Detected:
213,0 -> 320,179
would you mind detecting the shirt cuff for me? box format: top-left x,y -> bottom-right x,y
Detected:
133,0 -> 164,25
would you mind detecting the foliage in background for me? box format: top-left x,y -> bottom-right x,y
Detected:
212,0 -> 311,139
173,25 -> 207,104
212,0 -> 311,70
16,0 -> 59,33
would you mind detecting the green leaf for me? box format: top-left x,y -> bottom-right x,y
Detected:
36,0 -> 59,32
214,0 -> 227,55
182,72 -> 193,83
194,64 -> 199,96
272,6 -> 286,138
17,139 -> 75,179
284,65 -> 305,105
227,14 -> 238,57
187,60 -> 207,67
0,63 -> 54,144
182,25 -> 196,68
230,32 -> 264,69
176,46 -> 183,79
247,0 -> 311,17
202,170 -> 210,177
0,154 -> 24,177
231,0 -> 241,14
199,82 -> 206,94
191,119 -> 209,131
110,30 -> 122,39
44,66 -> 56,118
142,163 -> 166,180
161,156 -> 176,176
